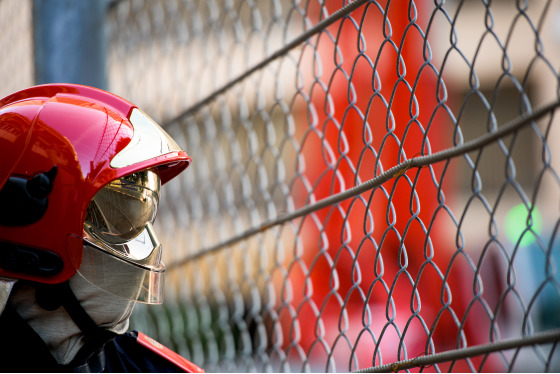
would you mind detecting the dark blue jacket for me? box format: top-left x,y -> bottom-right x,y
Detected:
0,305 -> 203,373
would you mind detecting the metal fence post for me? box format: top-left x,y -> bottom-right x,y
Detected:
32,0 -> 110,89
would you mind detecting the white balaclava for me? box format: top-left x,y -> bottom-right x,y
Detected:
3,258 -> 136,365
0,277 -> 15,315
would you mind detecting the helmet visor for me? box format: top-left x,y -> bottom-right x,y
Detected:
84,170 -> 160,246
80,170 -> 166,304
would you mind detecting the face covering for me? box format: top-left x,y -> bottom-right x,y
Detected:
7,266 -> 136,365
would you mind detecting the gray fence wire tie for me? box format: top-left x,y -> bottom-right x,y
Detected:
164,0 -> 371,125
352,328 -> 560,373
168,99 -> 560,268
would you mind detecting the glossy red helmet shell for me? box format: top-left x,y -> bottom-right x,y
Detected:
0,84 -> 191,284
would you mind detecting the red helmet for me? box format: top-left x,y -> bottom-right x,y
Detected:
0,84 -> 190,302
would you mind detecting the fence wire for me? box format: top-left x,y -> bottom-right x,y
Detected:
104,0 -> 560,372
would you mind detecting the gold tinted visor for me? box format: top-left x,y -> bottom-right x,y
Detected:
80,171 -> 166,304
85,171 -> 160,246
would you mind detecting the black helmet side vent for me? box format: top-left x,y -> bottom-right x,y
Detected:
0,166 -> 57,226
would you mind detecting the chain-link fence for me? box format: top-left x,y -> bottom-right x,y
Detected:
106,0 -> 560,372
3,0 -> 560,372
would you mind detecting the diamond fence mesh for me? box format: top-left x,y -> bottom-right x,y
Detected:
105,0 -> 560,372
3,0 -> 560,372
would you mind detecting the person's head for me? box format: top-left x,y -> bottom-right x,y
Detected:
0,84 -> 190,304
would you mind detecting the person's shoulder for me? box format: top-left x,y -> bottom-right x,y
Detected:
134,331 -> 204,373
105,330 -> 204,373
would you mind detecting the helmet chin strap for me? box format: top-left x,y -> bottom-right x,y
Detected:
2,281 -> 117,371
34,280 -> 120,369
35,281 -> 115,344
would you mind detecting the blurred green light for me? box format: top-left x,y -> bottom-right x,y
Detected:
505,203 -> 542,247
